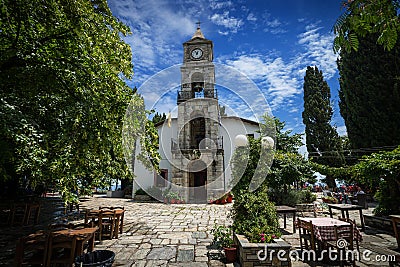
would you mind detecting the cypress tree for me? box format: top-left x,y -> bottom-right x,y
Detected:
338,35 -> 400,150
303,66 -> 343,188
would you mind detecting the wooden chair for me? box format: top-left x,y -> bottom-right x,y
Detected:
25,202 -> 41,225
0,201 -> 12,225
46,232 -> 77,267
338,217 -> 360,252
99,206 -> 125,234
98,210 -> 116,241
297,218 -> 317,251
84,209 -> 100,227
326,224 -> 356,267
48,223 -> 71,230
15,231 -> 48,267
70,222 -> 90,229
10,202 -> 28,226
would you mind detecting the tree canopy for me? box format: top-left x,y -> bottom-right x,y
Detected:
334,0 -> 400,52
0,0 -> 134,204
338,34 -> 400,150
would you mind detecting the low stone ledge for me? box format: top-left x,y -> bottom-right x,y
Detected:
364,214 -> 394,233
234,233 -> 292,267
106,190 -> 124,198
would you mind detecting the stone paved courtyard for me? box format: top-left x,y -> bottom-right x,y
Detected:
81,195 -> 232,267
1,194 -> 399,267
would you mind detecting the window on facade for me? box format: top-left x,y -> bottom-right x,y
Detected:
155,169 -> 168,187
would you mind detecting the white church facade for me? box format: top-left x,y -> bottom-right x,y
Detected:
133,25 -> 261,203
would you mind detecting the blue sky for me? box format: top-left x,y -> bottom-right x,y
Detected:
108,0 -> 347,137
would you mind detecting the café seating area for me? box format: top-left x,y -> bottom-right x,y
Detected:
14,206 -> 125,267
0,196 -> 41,226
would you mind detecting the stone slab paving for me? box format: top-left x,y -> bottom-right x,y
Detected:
1,194 -> 399,267
79,195 -> 230,266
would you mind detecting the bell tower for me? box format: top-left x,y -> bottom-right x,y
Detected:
171,23 -> 225,203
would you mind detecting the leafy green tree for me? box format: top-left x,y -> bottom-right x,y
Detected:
260,116 -> 303,153
231,116 -> 313,195
302,66 -> 344,188
338,34 -> 400,150
0,0 -> 134,205
122,96 -> 161,195
334,0 -> 400,52
351,146 -> 400,215
152,112 -> 167,124
230,116 -> 313,241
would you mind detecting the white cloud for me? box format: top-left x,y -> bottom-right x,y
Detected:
222,24 -> 339,113
209,0 -> 233,10
247,13 -> 257,22
108,0 -> 199,83
210,11 -> 243,34
224,55 -> 302,109
297,24 -> 338,79
262,12 -> 287,35
336,125 -> 347,136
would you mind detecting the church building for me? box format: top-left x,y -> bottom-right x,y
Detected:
133,25 -> 260,203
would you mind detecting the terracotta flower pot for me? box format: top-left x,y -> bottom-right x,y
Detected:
224,247 -> 237,263
226,195 -> 233,203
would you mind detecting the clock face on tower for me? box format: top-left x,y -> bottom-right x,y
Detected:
191,48 -> 203,59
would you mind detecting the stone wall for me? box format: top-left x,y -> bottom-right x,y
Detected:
234,234 -> 291,267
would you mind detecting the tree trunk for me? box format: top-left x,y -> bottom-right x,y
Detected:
325,175 -> 336,190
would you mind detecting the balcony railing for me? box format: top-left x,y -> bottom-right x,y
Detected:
171,136 -> 223,151
177,88 -> 218,103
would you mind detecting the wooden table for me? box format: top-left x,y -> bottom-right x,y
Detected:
276,205 -> 297,233
298,217 -> 351,242
327,204 -> 365,231
55,227 -> 98,256
390,215 -> 400,249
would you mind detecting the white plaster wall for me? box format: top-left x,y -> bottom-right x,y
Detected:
133,116 -> 259,191
219,117 -> 260,190
133,119 -> 178,191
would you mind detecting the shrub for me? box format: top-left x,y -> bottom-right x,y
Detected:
268,189 -> 317,206
231,190 -> 281,243
135,188 -> 147,195
298,189 -> 317,203
211,225 -> 234,248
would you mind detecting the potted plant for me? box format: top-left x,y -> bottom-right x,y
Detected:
211,225 -> 237,263
226,192 -> 233,203
164,191 -> 180,204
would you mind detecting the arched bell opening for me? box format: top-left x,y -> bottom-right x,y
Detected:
190,117 -> 206,149
191,72 -> 204,94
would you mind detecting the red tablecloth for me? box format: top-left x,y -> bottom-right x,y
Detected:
297,217 -> 362,242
